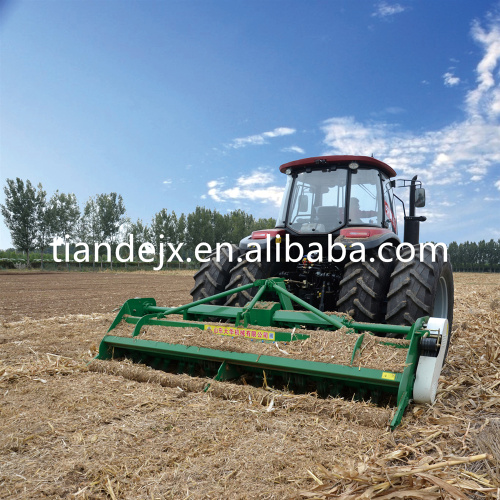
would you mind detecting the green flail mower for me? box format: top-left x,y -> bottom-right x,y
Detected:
96,278 -> 449,430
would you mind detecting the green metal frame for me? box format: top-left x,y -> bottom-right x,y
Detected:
97,278 -> 429,429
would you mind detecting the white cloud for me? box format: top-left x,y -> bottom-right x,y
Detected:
264,127 -> 296,138
372,2 -> 406,18
163,179 -> 172,185
495,179 -> 500,191
466,19 -> 500,119
282,146 -> 305,154
228,127 -> 296,148
322,117 -> 391,157
443,72 -> 460,87
206,169 -> 285,207
236,170 -> 274,187
321,18 -> 500,187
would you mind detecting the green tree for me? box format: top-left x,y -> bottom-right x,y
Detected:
150,209 -> 179,265
128,218 -> 150,258
175,213 -> 187,245
485,239 -> 498,270
175,213 -> 188,262
1,178 -> 40,267
223,209 -> 252,244
79,193 -> 125,267
35,184 -> 59,269
49,191 -> 80,269
252,217 -> 277,232
79,197 -> 101,267
96,193 -> 126,245
212,210 -> 227,245
186,207 -> 216,251
81,197 -> 100,243
448,241 -> 459,269
50,191 -> 80,240
478,240 -> 487,269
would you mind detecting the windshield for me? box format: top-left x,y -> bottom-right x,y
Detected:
277,167 -> 385,234
284,169 -> 348,233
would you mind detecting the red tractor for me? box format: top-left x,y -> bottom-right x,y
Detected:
191,155 -> 454,332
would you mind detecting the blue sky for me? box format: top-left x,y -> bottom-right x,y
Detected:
1,0 -> 500,247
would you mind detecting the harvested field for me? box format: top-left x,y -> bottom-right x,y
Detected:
0,271 -> 194,322
0,271 -> 499,499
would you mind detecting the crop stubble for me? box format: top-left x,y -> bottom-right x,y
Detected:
0,271 -> 499,499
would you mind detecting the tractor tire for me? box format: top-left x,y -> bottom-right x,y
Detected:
190,244 -> 240,305
385,245 -> 454,333
336,247 -> 396,323
224,256 -> 276,307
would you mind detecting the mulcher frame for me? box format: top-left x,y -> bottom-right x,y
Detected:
97,278 -> 429,429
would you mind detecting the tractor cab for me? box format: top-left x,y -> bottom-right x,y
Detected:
276,155 -> 399,236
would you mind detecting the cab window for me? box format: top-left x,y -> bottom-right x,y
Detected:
348,169 -> 383,225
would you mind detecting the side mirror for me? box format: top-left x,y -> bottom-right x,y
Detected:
298,194 -> 309,212
415,187 -> 425,208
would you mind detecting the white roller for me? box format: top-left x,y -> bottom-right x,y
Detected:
413,317 -> 449,404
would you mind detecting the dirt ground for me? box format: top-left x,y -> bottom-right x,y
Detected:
0,271 -> 499,499
0,271 -> 194,322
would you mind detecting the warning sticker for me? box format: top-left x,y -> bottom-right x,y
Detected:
382,372 -> 396,380
204,325 -> 275,341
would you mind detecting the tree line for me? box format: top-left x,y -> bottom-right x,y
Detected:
3,177 -> 500,271
0,178 -> 275,267
448,240 -> 500,272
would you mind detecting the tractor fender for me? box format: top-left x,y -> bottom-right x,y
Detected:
238,229 -> 287,253
239,234 -> 273,252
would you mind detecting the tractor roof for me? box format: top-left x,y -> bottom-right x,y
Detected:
279,155 -> 397,178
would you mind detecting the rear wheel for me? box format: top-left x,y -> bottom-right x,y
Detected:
190,244 -> 240,305
336,247 -> 396,322
224,256 -> 276,307
385,245 -> 454,349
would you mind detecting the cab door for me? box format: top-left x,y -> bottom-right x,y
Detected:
382,175 -> 398,234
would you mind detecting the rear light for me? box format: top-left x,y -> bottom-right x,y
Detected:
251,229 -> 286,240
340,228 -> 390,238
342,229 -> 371,238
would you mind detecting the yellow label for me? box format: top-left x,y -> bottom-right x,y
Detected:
204,324 -> 275,341
382,372 -> 396,380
